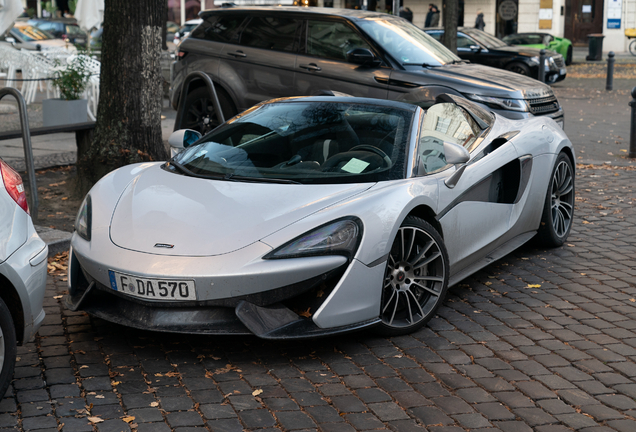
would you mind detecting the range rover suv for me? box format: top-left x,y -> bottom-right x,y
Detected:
170,7 -> 564,134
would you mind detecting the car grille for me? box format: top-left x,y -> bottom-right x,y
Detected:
527,95 -> 560,115
553,56 -> 565,68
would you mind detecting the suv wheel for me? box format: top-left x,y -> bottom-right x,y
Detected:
0,297 -> 17,398
182,87 -> 236,135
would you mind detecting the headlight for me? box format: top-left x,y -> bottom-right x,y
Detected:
464,94 -> 529,112
75,195 -> 92,241
265,218 -> 362,260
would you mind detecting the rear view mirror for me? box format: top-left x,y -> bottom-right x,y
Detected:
346,48 -> 379,65
169,129 -> 202,156
469,45 -> 481,52
6,37 -> 16,44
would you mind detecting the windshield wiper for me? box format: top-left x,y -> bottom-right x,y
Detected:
226,174 -> 301,185
402,62 -> 440,67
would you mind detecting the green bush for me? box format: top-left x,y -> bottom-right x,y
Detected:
53,56 -> 91,100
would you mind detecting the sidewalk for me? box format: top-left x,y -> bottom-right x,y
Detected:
572,46 -> 636,64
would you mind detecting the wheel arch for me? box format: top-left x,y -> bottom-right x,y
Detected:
174,77 -> 238,115
0,274 -> 24,345
406,205 -> 444,239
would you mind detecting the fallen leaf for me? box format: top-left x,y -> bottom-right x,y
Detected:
88,417 -> 103,424
527,284 -> 541,288
252,389 -> 263,396
150,402 -> 159,407
298,308 -> 312,318
122,416 -> 135,423
95,395 -> 105,399
630,299 -> 636,303
111,381 -> 121,386
53,295 -> 63,299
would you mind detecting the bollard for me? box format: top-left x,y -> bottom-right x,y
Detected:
606,51 -> 615,91
630,87 -> 636,158
538,49 -> 546,83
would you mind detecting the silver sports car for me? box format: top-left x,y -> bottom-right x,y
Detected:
66,95 -> 574,338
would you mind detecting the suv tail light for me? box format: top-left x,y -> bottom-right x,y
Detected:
176,49 -> 188,61
0,159 -> 29,214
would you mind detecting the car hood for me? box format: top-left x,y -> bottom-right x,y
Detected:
422,63 -> 554,99
109,165 -> 372,256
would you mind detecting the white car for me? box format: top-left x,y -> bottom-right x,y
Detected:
67,95 -> 574,339
0,159 -> 48,396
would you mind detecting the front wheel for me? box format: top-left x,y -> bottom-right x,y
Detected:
378,217 -> 450,336
629,40 -> 636,57
505,62 -> 531,76
536,152 -> 575,247
0,297 -> 17,398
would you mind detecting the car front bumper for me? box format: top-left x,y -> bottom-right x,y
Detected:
66,237 -> 383,339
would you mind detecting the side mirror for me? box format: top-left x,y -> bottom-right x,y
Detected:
6,37 -> 16,44
443,141 -> 470,188
469,45 -> 481,52
346,48 -> 379,65
169,129 -> 202,156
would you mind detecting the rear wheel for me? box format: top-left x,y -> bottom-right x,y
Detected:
0,298 -> 17,398
537,152 -> 575,247
505,62 -> 531,76
566,46 -> 573,65
629,40 -> 636,56
181,86 -> 236,135
378,217 -> 449,336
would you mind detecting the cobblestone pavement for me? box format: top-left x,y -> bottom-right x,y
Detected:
3,164 -> 636,432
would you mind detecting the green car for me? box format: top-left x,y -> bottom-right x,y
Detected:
502,33 -> 573,65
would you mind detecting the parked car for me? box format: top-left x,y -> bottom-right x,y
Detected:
425,27 -> 566,83
66,95 -> 574,338
0,23 -> 75,51
0,159 -> 48,396
28,18 -> 88,47
502,33 -> 573,65
170,7 -> 565,136
173,18 -> 202,45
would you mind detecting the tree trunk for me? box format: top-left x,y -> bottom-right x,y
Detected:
442,0 -> 458,54
76,0 -> 167,194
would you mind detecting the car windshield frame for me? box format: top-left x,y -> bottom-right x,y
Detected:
356,18 -> 460,66
170,100 -> 416,185
463,28 -> 508,49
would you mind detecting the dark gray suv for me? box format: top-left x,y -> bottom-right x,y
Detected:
170,7 -> 564,134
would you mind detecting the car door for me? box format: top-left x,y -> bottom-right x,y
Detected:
456,32 -> 485,64
221,13 -> 301,110
294,18 -> 389,99
416,102 -> 525,276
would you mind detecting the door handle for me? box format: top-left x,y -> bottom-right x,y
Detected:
299,63 -> 322,71
228,51 -> 247,58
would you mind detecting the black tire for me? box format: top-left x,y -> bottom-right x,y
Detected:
630,40 -> 636,57
0,297 -> 17,399
378,216 -> 450,336
505,62 -> 531,76
181,86 -> 236,135
565,46 -> 573,65
536,152 -> 575,247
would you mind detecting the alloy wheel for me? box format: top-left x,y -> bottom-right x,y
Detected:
0,325 -> 4,374
185,97 -> 216,134
381,226 -> 446,328
550,159 -> 574,238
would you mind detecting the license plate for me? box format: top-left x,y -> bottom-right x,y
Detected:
108,270 -> 196,300
560,68 -> 566,75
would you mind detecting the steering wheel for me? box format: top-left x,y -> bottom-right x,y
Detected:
349,145 -> 392,167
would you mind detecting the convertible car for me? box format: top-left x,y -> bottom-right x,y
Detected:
66,95 -> 574,339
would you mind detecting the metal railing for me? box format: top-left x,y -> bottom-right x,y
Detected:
0,88 -> 39,219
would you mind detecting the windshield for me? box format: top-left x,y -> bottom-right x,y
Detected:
171,101 -> 414,184
13,25 -> 53,41
463,29 -> 508,48
357,18 -> 460,66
